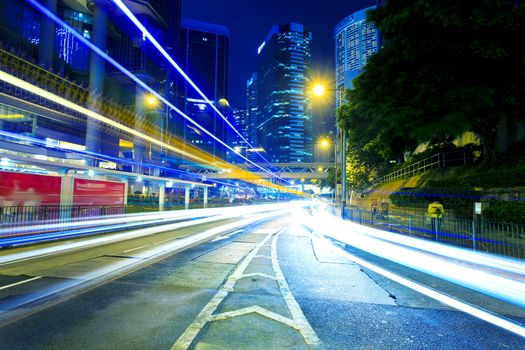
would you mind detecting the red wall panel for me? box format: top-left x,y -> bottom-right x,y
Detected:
73,179 -> 125,206
0,172 -> 61,206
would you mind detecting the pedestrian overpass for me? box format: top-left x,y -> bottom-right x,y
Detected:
181,162 -> 334,180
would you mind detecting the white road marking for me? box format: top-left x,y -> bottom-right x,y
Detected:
254,255 -> 271,259
314,233 -> 525,339
271,232 -> 321,346
122,245 -> 151,253
0,276 -> 42,291
209,305 -> 299,329
171,231 -> 275,349
171,226 -> 322,349
211,229 -> 244,242
242,272 -> 277,281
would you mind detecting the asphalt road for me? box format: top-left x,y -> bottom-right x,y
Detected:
0,210 -> 523,349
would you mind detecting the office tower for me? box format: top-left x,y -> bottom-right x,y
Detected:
257,23 -> 312,163
232,108 -> 248,142
179,19 -> 229,159
334,5 -> 378,108
0,0 -> 182,169
245,72 -> 259,159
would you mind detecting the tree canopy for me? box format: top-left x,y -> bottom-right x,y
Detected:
338,0 -> 525,168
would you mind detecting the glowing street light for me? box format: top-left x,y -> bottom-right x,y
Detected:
312,84 -> 325,97
145,94 -> 158,108
319,138 -> 330,149
218,98 -> 230,107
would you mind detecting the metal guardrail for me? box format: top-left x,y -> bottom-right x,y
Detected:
343,207 -> 525,260
376,150 -> 475,185
0,205 -> 125,238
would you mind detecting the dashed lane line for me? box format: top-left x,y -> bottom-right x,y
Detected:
211,229 -> 245,242
122,244 -> 151,253
0,276 -> 42,291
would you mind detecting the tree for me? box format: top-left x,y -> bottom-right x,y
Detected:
339,0 -> 525,164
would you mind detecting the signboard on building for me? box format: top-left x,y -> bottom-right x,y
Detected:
73,179 -> 125,206
0,172 -> 61,206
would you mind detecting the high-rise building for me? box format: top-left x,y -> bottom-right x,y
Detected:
334,6 -> 378,108
232,108 -> 248,142
257,23 -> 312,163
245,72 -> 258,158
179,19 -> 230,159
0,0 -> 182,171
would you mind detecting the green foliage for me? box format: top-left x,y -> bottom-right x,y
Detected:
429,166 -> 525,189
345,147 -> 372,191
483,201 -> 525,224
337,0 -> 525,165
390,187 -> 478,214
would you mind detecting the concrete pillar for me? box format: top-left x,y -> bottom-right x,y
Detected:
59,175 -> 74,221
39,0 -> 56,68
159,183 -> 165,211
123,181 -> 128,205
203,187 -> 208,208
184,186 -> 190,210
85,3 -> 108,165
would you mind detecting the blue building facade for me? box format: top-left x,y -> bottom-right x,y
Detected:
257,23 -> 312,164
179,19 -> 230,161
334,6 -> 378,108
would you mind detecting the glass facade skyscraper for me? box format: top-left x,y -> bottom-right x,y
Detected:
334,6 -> 378,108
180,19 -> 230,159
257,23 -> 312,164
246,72 -> 259,160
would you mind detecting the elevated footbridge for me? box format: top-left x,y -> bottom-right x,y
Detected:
181,162 -> 334,180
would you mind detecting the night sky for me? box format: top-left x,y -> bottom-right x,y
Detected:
183,0 -> 375,136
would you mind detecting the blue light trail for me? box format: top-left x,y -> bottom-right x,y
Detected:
110,0 -> 271,165
24,0 -> 289,184
298,208 -> 525,338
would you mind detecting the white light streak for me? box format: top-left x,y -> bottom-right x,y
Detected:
300,210 -> 525,308
314,235 -> 525,338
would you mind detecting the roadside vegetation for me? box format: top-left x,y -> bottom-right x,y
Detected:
336,0 -> 525,193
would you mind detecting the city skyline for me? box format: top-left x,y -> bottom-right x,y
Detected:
257,23 -> 313,163
183,0 -> 376,136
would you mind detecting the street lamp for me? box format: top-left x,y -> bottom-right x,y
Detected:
311,82 -> 346,216
144,94 -> 170,163
313,84 -> 325,97
145,94 -> 158,108
319,138 -> 330,149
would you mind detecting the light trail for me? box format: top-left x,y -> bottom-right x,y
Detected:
0,129 -> 229,187
0,210 -> 288,323
0,69 -> 298,194
25,0 -> 286,183
313,234 -> 525,338
110,0 -> 270,164
297,209 -> 525,337
0,70 -> 208,164
0,129 -> 263,191
0,203 -> 293,265
300,211 -> 525,307
0,203 -> 288,237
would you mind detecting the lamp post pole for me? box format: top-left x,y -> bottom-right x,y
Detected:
341,128 -> 347,218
